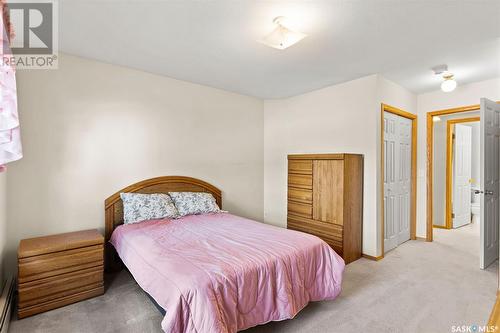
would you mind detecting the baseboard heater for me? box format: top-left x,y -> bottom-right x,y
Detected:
0,276 -> 15,333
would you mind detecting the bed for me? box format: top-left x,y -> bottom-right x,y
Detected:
105,176 -> 345,333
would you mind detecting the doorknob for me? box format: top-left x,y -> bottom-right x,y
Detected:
475,189 -> 494,195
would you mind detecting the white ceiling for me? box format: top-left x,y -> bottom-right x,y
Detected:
60,0 -> 500,99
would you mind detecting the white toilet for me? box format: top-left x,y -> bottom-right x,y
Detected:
471,201 -> 480,224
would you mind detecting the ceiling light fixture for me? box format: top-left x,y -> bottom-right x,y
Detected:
432,64 -> 457,93
441,73 -> 457,93
258,16 -> 307,50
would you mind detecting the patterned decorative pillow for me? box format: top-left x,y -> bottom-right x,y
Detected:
168,192 -> 221,217
120,193 -> 179,224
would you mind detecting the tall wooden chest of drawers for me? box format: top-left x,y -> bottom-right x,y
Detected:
287,154 -> 363,264
17,229 -> 104,318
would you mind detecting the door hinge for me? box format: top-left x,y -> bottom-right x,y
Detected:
452,133 -> 456,140
451,213 -> 455,218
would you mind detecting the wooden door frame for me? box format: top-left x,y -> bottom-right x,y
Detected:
426,104 -> 482,241
443,117 -> 480,229
381,103 -> 417,257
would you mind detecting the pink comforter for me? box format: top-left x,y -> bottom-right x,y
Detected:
110,213 -> 344,333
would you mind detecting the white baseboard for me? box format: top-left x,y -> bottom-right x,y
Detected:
0,276 -> 15,333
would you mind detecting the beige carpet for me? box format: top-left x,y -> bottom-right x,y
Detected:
9,222 -> 498,333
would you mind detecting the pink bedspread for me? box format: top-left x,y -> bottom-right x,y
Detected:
110,213 -> 345,333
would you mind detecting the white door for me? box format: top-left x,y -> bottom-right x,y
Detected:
480,98 -> 500,269
453,124 -> 472,228
384,112 -> 412,253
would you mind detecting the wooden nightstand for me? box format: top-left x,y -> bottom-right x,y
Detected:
17,229 -> 104,318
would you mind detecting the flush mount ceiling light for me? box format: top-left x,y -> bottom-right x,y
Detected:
432,64 -> 457,93
441,73 -> 457,92
258,16 -> 307,50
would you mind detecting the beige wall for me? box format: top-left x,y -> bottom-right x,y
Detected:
263,75 -> 417,257
6,54 -> 264,272
416,78 -> 500,237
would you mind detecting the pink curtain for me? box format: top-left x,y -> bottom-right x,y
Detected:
0,0 -> 22,172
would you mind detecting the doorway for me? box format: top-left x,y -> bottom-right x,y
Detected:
426,104 -> 481,240
427,100 -> 500,269
381,104 -> 417,255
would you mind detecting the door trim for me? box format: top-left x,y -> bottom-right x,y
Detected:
427,104 -> 487,241
444,117 -> 480,229
381,103 -> 417,256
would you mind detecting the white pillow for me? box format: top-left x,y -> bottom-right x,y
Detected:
120,193 -> 179,224
168,192 -> 221,217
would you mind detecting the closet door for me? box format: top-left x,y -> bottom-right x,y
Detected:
397,115 -> 412,245
384,113 -> 399,252
313,160 -> 344,225
384,112 -> 412,253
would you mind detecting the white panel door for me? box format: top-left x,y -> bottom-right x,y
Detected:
384,112 -> 412,253
480,98 -> 500,269
384,113 -> 398,252
397,115 -> 412,245
453,124 -> 472,228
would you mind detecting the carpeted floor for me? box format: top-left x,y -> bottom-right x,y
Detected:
9,222 -> 498,333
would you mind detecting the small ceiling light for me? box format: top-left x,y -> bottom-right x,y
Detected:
432,64 -> 457,93
441,73 -> 457,93
433,116 -> 442,122
258,16 -> 307,50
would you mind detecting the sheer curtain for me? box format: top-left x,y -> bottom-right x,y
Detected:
0,0 -> 22,172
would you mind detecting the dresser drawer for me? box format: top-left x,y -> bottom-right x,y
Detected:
18,245 -> 104,283
18,286 -> 104,319
288,188 -> 313,204
287,215 -> 343,243
288,219 -> 343,249
288,201 -> 313,218
288,160 -> 312,175
288,174 -> 313,189
18,265 -> 103,307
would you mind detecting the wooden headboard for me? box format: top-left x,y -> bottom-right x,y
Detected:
104,176 -> 222,242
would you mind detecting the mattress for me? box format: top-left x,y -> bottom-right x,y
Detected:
110,212 -> 345,333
